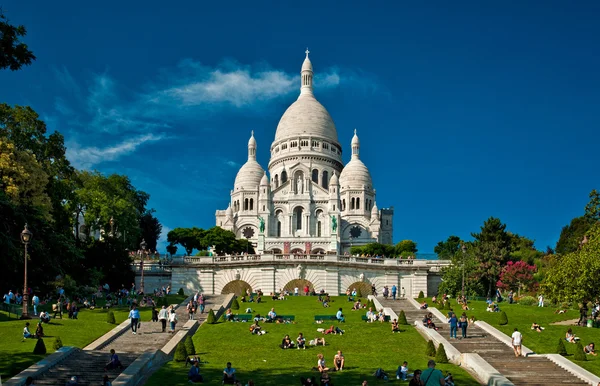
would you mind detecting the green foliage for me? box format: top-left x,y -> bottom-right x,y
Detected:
543,224 -> 600,303
398,310 -> 408,325
518,296 -> 536,306
53,336 -> 63,351
184,335 -> 196,356
556,216 -> 593,255
471,217 -> 512,296
107,311 -> 116,324
206,309 -> 216,324
418,291 -> 424,299
167,226 -> 253,256
434,235 -> 462,259
139,210 -> 162,252
425,340 -> 436,357
195,250 -> 210,256
174,341 -> 188,362
556,338 -> 567,356
574,341 -> 587,361
435,343 -> 449,363
444,301 -> 451,311
584,189 -> 600,223
33,338 -> 46,355
438,243 -> 485,297
0,10 -> 36,71
355,288 -> 362,298
498,311 -> 508,325
395,240 -> 418,255
231,297 -> 240,310
177,288 -> 184,296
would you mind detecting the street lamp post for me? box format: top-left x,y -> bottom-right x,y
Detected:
20,224 -> 33,319
461,244 -> 467,300
140,239 -> 147,294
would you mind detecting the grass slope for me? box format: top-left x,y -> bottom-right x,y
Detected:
418,297 -> 600,376
0,294 -> 185,379
146,296 -> 480,385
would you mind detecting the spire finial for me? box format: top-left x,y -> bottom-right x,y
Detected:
305,48 -> 310,58
354,128 -> 357,135
251,130 -> 254,136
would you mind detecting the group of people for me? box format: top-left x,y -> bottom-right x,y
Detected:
365,307 -> 387,323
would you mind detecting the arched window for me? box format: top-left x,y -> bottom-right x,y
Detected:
317,221 -> 322,237
244,198 -> 249,210
281,170 -> 288,183
351,197 -> 355,210
365,199 -> 368,210
312,169 -> 319,183
342,199 -> 346,211
322,171 -> 329,189
277,221 -> 282,237
294,207 -> 303,230
274,175 -> 279,188
249,198 -> 254,210
356,198 -> 360,210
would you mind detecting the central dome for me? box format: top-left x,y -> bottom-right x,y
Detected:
274,94 -> 339,143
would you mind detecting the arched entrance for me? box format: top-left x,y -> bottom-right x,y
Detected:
221,280 -> 252,295
346,281 -> 372,299
270,248 -> 282,254
283,279 -> 314,293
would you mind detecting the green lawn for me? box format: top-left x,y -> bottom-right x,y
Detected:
0,294 -> 185,380
146,296 -> 481,386
418,297 -> 600,376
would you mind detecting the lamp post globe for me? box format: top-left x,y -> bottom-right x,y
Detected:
20,224 -> 33,319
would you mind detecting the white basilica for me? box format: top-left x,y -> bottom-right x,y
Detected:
216,51 -> 393,254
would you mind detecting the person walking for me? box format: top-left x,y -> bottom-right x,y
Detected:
199,295 -> 205,313
158,305 -> 168,332
32,294 -> 39,316
538,294 -> 544,307
168,307 -> 178,333
449,313 -> 458,339
511,328 -> 523,357
460,312 -> 468,339
391,285 -> 397,301
128,305 -> 140,335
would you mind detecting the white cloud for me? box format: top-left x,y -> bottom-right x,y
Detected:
66,133 -> 167,169
226,160 -> 239,167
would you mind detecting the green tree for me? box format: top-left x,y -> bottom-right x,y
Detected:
498,311 -> 508,325
206,309 -> 217,324
166,243 -> 178,256
231,297 -> 240,310
33,338 -> 46,354
574,341 -> 586,361
174,342 -> 188,362
435,343 -> 449,363
434,235 -> 461,259
425,340 -> 436,357
139,210 -> 162,252
438,243 -> 484,297
556,338 -> 567,356
555,216 -> 593,255
471,217 -> 512,297
107,311 -> 116,324
584,189 -> 600,222
395,240 -> 418,256
167,227 -> 204,256
184,336 -> 196,356
398,310 -> 408,325
0,10 -> 36,71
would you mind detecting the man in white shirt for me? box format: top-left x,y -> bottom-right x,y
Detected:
32,294 -> 40,315
511,328 -> 523,357
294,287 -> 299,296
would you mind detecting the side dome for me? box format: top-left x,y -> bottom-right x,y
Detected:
274,94 -> 339,143
234,160 -> 264,190
339,159 -> 373,189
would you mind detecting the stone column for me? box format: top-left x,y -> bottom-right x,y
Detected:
412,271 -> 428,298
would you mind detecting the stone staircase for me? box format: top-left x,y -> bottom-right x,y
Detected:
32,295 -> 225,385
379,298 -> 589,386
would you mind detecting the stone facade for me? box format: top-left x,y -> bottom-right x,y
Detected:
216,51 -> 394,254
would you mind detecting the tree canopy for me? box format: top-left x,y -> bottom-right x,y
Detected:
167,226 -> 253,256
0,10 -> 36,71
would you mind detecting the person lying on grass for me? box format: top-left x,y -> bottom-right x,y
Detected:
531,322 -> 544,332
323,325 -> 344,335
309,337 -> 326,346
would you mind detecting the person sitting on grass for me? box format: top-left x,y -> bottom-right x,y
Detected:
104,349 -> 124,371
224,308 -> 234,322
377,309 -> 386,322
250,321 -> 263,335
423,313 -> 438,331
297,333 -> 306,349
565,328 -> 579,343
584,342 -> 597,356
445,372 -> 455,386
531,322 -> 544,332
300,376 -> 317,385
420,301 -> 428,309
320,370 -> 333,386
408,369 -> 422,386
391,319 -> 400,333
267,308 -> 277,322
335,308 -> 345,322
40,311 -> 50,324
188,361 -> 203,383
333,350 -> 345,371
396,361 -> 410,380
351,300 -> 362,310
365,307 -> 376,323
223,362 -> 236,384
35,322 -> 44,338
281,334 -> 295,349
23,322 -> 33,339
316,354 -> 329,372
310,337 -> 326,346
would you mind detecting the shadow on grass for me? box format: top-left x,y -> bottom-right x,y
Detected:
0,352 -> 45,380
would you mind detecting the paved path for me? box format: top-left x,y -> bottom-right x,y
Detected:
33,295 -> 224,386
378,298 -> 587,386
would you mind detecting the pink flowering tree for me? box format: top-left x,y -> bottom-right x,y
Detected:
496,261 -> 537,296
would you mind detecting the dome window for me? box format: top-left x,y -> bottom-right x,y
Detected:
312,169 -> 319,183
300,140 -> 308,147
322,171 -> 329,189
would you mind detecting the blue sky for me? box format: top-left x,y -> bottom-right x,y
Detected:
1,1 -> 599,253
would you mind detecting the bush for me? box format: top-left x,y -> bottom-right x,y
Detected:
556,338 -> 567,356
573,342 -> 587,361
33,338 -> 47,355
425,340 -> 436,357
184,335 -> 196,356
398,310 -> 409,325
519,296 -> 536,306
231,297 -> 240,310
206,309 -> 216,324
53,336 -> 63,351
435,343 -> 449,363
107,311 -> 116,324
174,341 -> 188,362
498,311 -> 508,325
418,291 -> 424,299
177,288 -> 185,296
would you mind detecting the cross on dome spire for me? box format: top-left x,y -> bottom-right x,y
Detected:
351,129 -> 360,159
300,48 -> 314,96
248,130 -> 257,160
305,48 -> 310,57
